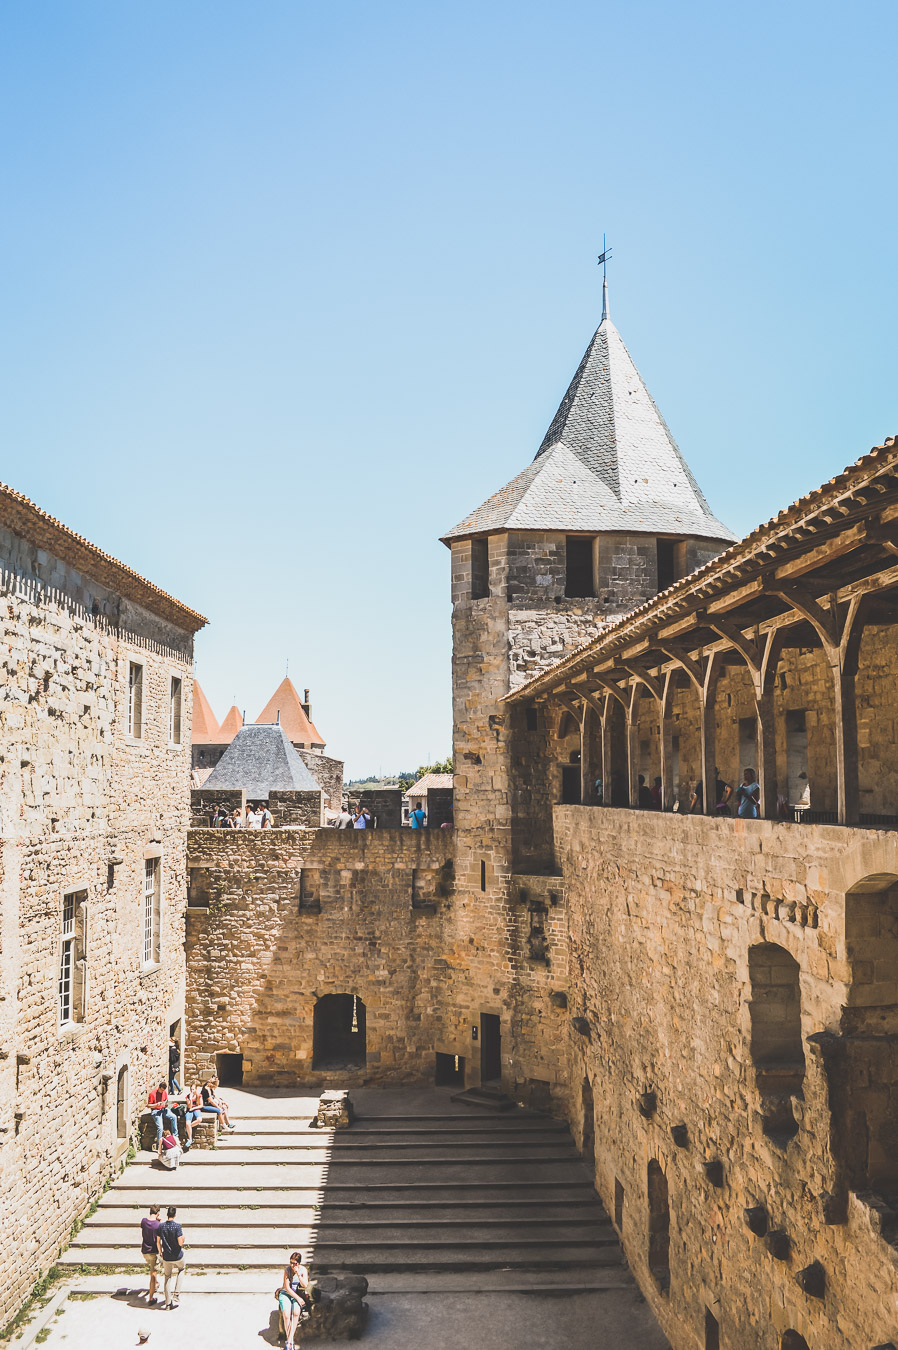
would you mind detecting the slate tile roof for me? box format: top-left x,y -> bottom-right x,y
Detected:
442,311 -> 735,544
255,677 -> 324,747
202,723 -> 323,799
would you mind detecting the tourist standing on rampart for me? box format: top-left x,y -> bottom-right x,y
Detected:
409,803 -> 426,828
734,768 -> 761,819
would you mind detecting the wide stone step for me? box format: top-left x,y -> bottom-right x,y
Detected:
60,1243 -> 622,1271
214,1140 -> 577,1156
95,1200 -> 606,1223
72,1220 -> 615,1248
133,1146 -> 579,1165
231,1117 -> 565,1135
220,1130 -> 570,1147
121,1162 -> 588,1188
104,1182 -> 599,1205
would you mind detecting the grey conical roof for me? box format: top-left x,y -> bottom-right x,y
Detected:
203,723 -> 322,799
442,304 -> 735,543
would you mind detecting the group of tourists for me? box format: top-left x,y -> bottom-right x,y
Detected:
140,1208 -> 311,1347
210,803 -> 272,829
147,1075 -> 236,1167
595,766 -> 763,818
332,804 -> 372,828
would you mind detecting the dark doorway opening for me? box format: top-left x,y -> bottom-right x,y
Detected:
581,1077 -> 595,1170
216,1052 -> 244,1087
435,1052 -> 465,1086
561,765 -> 581,805
313,994 -> 367,1069
705,1309 -> 720,1350
647,1159 -> 671,1293
565,535 -> 595,598
480,1013 -> 501,1082
781,1335 -> 810,1350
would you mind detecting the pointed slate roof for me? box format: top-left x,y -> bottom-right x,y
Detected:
191,680 -> 221,745
202,723 -> 323,799
442,294 -> 735,544
218,705 -> 244,743
255,677 -> 324,748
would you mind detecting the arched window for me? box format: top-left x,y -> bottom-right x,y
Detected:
749,943 -> 804,1143
647,1159 -> 670,1293
116,1065 -> 128,1140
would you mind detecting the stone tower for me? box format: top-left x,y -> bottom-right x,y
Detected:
440,283 -> 734,1096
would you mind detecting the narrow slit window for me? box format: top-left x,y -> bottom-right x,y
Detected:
170,677 -> 182,744
656,539 -> 675,593
471,538 -> 490,599
143,858 -> 161,967
59,890 -> 87,1025
128,662 -> 143,738
565,536 -> 595,598
480,859 -> 486,892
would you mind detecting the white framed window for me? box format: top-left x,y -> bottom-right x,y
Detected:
59,890 -> 88,1025
143,858 -> 161,967
169,676 -> 182,744
128,662 -> 144,738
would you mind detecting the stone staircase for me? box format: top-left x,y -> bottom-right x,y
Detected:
62,1092 -> 628,1291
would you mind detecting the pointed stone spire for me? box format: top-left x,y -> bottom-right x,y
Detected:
218,705 -> 244,743
255,676 -> 324,748
191,680 -> 220,744
442,296 -> 734,544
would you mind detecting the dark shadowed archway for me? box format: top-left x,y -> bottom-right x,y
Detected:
313,994 -> 367,1069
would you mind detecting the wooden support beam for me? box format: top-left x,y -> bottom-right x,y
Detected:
622,663 -> 663,703
773,523 -> 867,581
658,645 -> 704,691
705,615 -> 761,678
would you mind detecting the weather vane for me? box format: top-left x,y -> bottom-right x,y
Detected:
597,234 -> 612,279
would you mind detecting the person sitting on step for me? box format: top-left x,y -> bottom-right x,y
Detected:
201,1077 -> 235,1130
277,1250 -> 311,1350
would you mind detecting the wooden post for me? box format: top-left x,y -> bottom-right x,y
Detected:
601,699 -> 614,805
580,702 -> 594,806
700,654 -> 721,818
755,690 -> 778,819
627,684 -> 640,808
660,671 -> 675,811
832,665 -> 860,826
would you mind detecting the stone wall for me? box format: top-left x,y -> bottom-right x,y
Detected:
555,805 -> 898,1350
184,828 -> 454,1087
297,750 -> 343,810
0,520 -> 195,1325
190,787 -> 245,827
356,788 -> 403,828
268,789 -> 324,828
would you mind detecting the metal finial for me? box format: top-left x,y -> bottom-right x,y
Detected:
597,235 -> 612,322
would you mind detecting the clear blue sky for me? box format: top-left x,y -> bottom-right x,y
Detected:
2,1 -> 897,777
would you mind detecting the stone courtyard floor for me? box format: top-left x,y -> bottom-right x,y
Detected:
27,1287 -> 669,1349
26,1086 -> 669,1349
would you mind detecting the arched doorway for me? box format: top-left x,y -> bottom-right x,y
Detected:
581,1077 -> 595,1170
749,942 -> 804,1143
781,1332 -> 810,1350
116,1065 -> 128,1140
313,994 -> 367,1070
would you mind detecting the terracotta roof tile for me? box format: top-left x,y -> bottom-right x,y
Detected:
218,706 -> 244,742
191,681 -> 221,744
255,677 -> 325,748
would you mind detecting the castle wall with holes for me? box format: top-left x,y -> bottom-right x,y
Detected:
0,520 -> 196,1326
554,804 -> 898,1350
184,828 -> 456,1087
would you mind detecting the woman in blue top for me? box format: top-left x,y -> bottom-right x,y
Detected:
735,768 -> 761,819
278,1251 -> 310,1350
